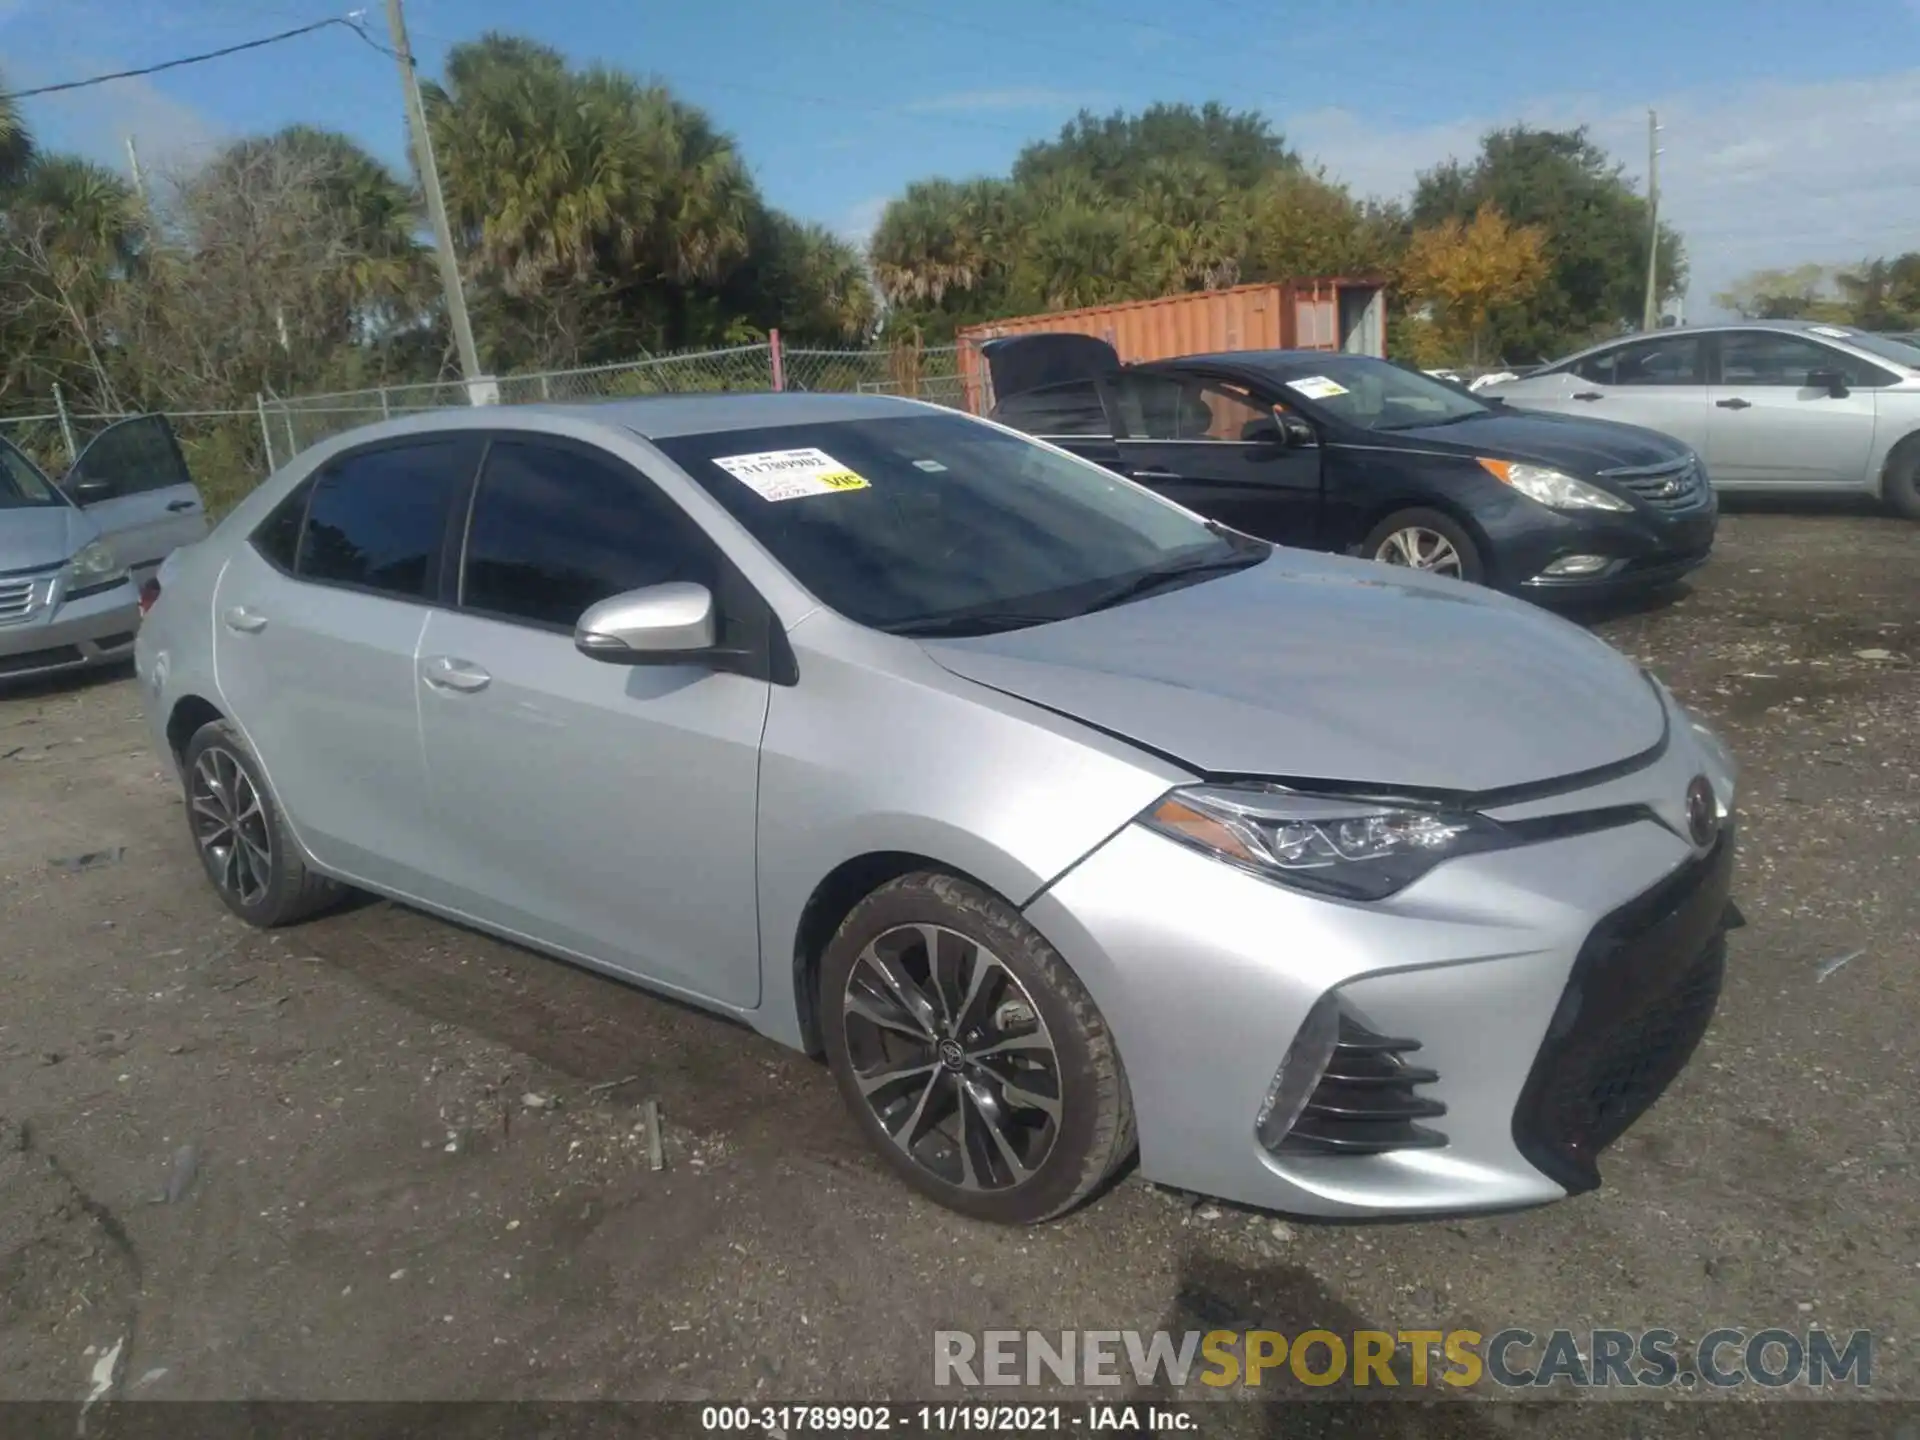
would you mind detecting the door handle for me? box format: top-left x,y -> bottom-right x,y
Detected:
421,656 -> 492,693
166,499 -> 201,512
1128,468 -> 1183,481
1715,398 -> 1752,410
1572,392 -> 1603,401
222,605 -> 267,634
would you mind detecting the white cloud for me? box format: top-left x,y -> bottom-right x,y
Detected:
835,194 -> 890,245
31,72 -> 224,174
1284,70 -> 1920,318
903,87 -> 1105,114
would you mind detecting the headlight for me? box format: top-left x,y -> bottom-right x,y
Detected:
62,540 -> 127,596
1478,458 -> 1632,513
1141,784 -> 1512,901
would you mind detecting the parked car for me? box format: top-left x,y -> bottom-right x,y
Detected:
1482,320 -> 1920,518
1,417 -> 206,683
137,395 -> 1740,1224
983,337 -> 1717,598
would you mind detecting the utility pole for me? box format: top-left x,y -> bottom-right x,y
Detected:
384,0 -> 485,389
124,135 -> 146,203
1642,109 -> 1662,332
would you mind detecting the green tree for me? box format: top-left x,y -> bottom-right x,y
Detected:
1834,253 -> 1920,330
1400,203 -> 1550,365
0,68 -> 32,192
1413,125 -> 1684,362
1713,264 -> 1845,322
1013,101 -> 1294,196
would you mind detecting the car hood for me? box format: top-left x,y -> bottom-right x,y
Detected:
0,504 -> 92,572
920,552 -> 1665,793
1381,407 -> 1691,476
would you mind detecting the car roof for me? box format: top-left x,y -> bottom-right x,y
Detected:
1549,318 -> 1892,361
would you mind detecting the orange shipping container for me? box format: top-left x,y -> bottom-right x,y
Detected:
955,277 -> 1387,413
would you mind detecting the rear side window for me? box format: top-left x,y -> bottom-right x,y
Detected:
461,440 -> 714,629
994,380 -> 1111,437
251,480 -> 310,571
1718,331 -> 1897,389
295,440 -> 466,599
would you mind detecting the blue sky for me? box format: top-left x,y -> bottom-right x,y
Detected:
5,0 -> 1919,316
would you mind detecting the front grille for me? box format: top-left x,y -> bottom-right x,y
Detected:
1512,831 -> 1736,1192
1600,458 -> 1709,512
0,644 -> 82,676
1281,1017 -> 1447,1155
0,577 -> 37,622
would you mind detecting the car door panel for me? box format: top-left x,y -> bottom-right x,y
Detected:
411,436 -> 769,1008
1707,332 -> 1881,487
1497,337 -> 1711,456
65,416 -> 208,581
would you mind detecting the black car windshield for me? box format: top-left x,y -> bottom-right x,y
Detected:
1265,357 -> 1490,431
654,412 -> 1267,635
0,440 -> 63,509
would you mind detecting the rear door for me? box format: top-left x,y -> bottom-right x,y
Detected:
1706,330 -> 1884,487
989,378 -> 1124,471
63,416 -> 208,582
212,435 -> 477,888
1109,369 -> 1322,546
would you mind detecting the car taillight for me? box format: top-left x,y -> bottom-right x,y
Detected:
138,577 -> 161,615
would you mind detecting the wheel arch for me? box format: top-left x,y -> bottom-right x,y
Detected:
165,693 -> 226,767
1359,495 -> 1495,568
1878,426 -> 1920,505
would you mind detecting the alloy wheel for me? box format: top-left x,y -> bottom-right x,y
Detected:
189,747 -> 273,905
1375,526 -> 1463,577
841,923 -> 1062,1191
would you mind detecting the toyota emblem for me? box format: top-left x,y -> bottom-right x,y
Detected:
1685,776 -> 1717,847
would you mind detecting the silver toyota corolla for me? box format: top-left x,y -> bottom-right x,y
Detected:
136,395 -> 1740,1224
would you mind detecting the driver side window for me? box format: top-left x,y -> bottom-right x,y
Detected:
460,440 -> 716,631
1117,375 -> 1272,441
1575,336 -> 1703,386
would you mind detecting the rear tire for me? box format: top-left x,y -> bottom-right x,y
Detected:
820,872 -> 1135,1224
1884,439 -> 1920,521
182,720 -> 346,927
1363,507 -> 1485,585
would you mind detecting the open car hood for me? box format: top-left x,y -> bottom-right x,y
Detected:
920,552 -> 1667,795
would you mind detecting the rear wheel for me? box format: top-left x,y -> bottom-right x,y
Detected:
1363,507 -> 1485,584
183,720 -> 345,927
1884,438 -> 1920,521
820,872 -> 1134,1224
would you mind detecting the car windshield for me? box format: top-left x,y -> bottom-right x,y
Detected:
0,440 -> 63,509
654,411 -> 1267,636
1265,357 -> 1491,431
1849,331 -> 1920,368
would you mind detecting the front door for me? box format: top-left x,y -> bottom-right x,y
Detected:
1108,371 -> 1322,546
1707,330 -> 1882,487
1524,334 -> 1713,457
65,417 -> 208,582
212,435 -> 475,887
414,436 -> 768,1008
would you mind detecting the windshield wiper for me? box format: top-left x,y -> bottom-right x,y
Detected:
1077,548 -> 1267,616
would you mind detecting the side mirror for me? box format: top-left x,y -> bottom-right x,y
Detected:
68,477 -> 115,504
1239,417 -> 1286,445
1807,368 -> 1849,398
575,583 -> 718,664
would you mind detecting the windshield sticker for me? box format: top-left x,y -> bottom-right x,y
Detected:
1286,375 -> 1349,400
1809,325 -> 1853,339
711,447 -> 871,502
911,458 -> 948,472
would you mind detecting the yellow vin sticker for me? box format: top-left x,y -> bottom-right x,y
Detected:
711,447 -> 871,502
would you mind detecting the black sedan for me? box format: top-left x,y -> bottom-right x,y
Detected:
982,336 -> 1717,599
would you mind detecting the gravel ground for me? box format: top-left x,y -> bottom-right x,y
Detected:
1,509 -> 1914,1433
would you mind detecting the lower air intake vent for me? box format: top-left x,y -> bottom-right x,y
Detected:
1281,1017 -> 1447,1154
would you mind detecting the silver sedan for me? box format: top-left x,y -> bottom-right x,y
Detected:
1484,320 -> 1920,518
136,395 -> 1740,1224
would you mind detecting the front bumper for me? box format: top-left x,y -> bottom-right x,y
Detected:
1495,494 -> 1719,598
1024,715 -> 1737,1218
0,573 -> 141,681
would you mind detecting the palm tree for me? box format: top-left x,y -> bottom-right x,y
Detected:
869,177 -> 1014,307
0,69 -> 33,191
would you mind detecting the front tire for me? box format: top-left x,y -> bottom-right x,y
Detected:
1363,507 -> 1485,584
1884,438 -> 1920,521
182,720 -> 345,927
820,872 -> 1135,1224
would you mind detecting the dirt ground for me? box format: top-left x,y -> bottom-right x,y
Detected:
1,508 -> 1915,1430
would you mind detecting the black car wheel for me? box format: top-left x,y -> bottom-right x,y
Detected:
820,872 -> 1135,1224
1884,438 -> 1920,521
183,720 -> 346,927
1364,508 -> 1485,584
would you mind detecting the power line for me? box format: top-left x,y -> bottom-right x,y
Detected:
0,15 -> 363,102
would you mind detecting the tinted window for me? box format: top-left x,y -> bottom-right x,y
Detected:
1719,332 -> 1893,388
68,416 -> 193,498
0,440 -> 61,510
654,413 -> 1257,635
993,380 -> 1111,436
1847,331 -> 1920,368
1116,375 -> 1278,441
252,481 -> 310,571
462,441 -> 713,629
1575,336 -> 1702,386
296,441 -> 465,598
